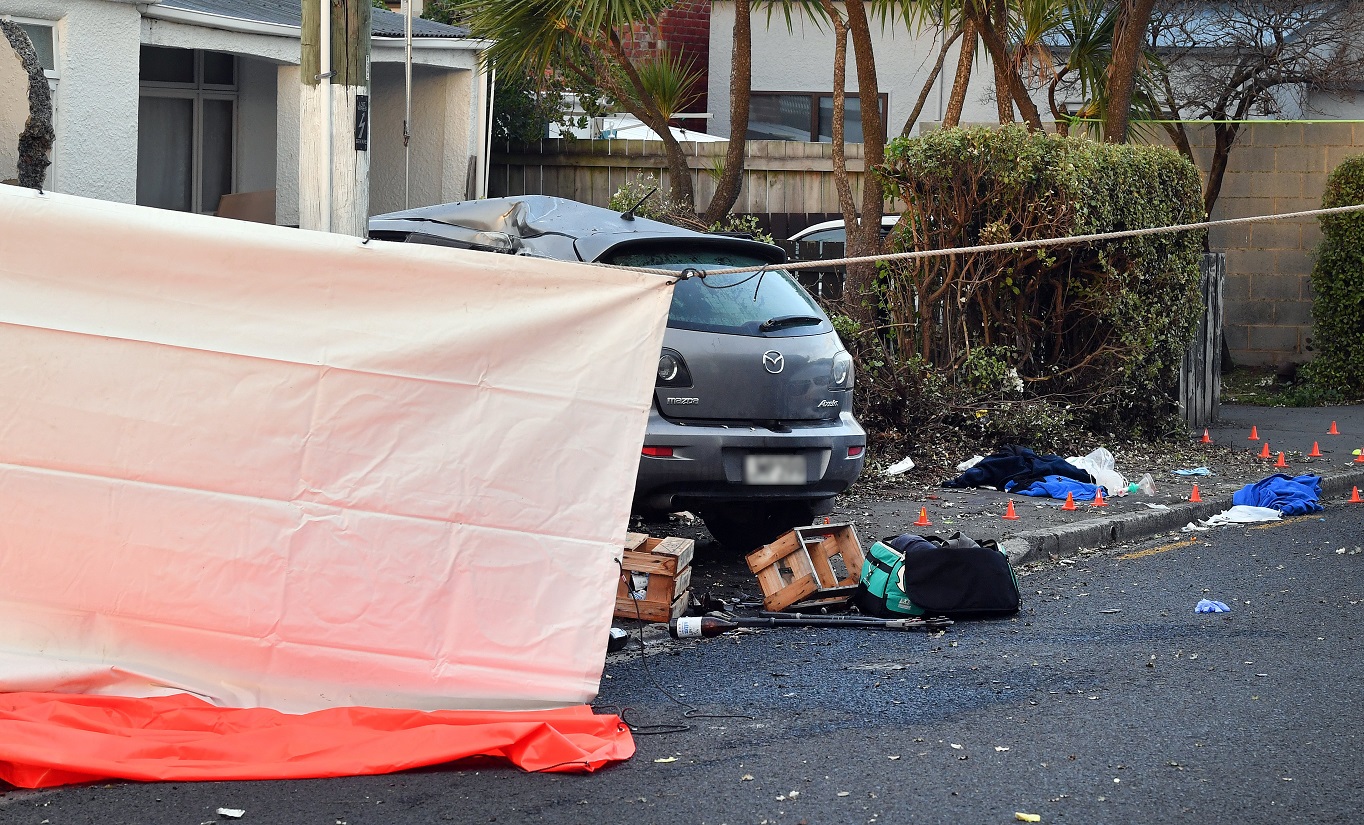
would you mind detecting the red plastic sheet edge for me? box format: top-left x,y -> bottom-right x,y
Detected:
0,692 -> 635,789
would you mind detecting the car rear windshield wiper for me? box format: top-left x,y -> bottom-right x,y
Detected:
759,315 -> 824,332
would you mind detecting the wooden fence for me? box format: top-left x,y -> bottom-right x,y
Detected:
491,139 -> 879,215
1179,253 -> 1225,428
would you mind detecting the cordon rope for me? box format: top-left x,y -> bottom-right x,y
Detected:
612,202 -> 1364,280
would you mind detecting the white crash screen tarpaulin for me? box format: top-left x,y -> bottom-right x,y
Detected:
0,187 -> 672,712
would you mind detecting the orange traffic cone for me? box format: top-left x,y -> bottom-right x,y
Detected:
914,507 -> 932,527
1249,426 -> 1260,440
1349,486 -> 1362,503
1190,483 -> 1202,503
1309,442 -> 1322,458
1258,442 -> 1271,459
1062,492 -> 1077,511
1003,500 -> 1019,520
1092,488 -> 1107,507
1329,421 -> 1340,435
1201,428 -> 1212,444
1355,450 -> 1364,464
1275,451 -> 1288,468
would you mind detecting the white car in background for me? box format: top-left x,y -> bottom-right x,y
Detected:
788,214 -> 901,243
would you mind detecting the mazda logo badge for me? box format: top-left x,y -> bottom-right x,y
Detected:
763,350 -> 784,374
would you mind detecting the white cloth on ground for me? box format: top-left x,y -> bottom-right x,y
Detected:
1181,505 -> 1282,532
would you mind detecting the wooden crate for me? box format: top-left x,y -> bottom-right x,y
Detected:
614,533 -> 694,622
745,523 -> 865,611
621,533 -> 694,576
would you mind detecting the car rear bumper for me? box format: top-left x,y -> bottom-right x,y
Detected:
633,409 -> 866,512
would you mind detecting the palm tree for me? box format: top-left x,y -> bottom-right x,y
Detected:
453,0 -> 700,211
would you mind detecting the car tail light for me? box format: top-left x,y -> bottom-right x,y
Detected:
831,350 -> 854,389
656,349 -> 693,388
642,446 -> 675,457
848,445 -> 864,458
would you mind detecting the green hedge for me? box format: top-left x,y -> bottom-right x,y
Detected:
1301,155 -> 1364,401
850,125 -> 1206,451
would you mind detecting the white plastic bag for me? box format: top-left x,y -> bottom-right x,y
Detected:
1066,447 -> 1128,496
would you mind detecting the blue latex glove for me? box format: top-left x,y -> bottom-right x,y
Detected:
1195,599 -> 1231,613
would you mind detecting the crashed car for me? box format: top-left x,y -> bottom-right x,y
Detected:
369,196 -> 865,550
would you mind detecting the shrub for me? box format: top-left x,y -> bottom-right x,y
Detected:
853,125 -> 1206,455
1300,155 -> 1364,401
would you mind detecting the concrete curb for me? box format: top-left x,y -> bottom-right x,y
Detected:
1001,465 -> 1364,566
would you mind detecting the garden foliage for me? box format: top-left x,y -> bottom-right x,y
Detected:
848,125 -> 1206,455
1300,155 -> 1364,402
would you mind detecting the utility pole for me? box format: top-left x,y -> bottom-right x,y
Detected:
300,0 -> 371,235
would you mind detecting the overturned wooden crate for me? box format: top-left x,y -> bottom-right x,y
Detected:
614,533 -> 694,623
745,523 -> 866,612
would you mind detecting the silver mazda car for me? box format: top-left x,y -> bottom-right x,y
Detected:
369,196 -> 866,550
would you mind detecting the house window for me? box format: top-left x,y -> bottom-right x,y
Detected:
748,92 -> 887,143
15,22 -> 55,71
136,46 -> 236,214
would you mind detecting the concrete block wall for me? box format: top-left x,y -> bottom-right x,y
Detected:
1193,122 -> 1364,367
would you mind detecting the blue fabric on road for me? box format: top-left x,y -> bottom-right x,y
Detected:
1010,474 -> 1106,501
1231,473 -> 1323,516
1195,599 -> 1231,613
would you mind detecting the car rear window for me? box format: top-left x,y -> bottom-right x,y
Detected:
604,249 -> 829,335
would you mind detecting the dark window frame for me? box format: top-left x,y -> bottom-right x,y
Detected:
749,91 -> 889,142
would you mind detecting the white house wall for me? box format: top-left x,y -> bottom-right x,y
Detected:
709,0 -> 1051,138
0,0 -> 481,222
0,0 -> 142,202
0,42 -> 27,181
1304,90 -> 1364,121
443,65 -> 475,201
275,63 -> 301,225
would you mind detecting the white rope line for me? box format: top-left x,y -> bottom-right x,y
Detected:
615,202 -> 1364,279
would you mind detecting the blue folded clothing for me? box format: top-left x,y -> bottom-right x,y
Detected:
1231,473 -> 1323,516
1010,474 -> 1105,501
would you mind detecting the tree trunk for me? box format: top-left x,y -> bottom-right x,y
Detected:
701,0 -> 751,225
901,28 -> 962,137
601,34 -> 697,212
969,0 -> 1044,130
0,22 -> 54,189
1103,0 -> 1158,143
843,0 -> 887,323
944,19 -> 977,128
818,1 -> 857,225
990,0 -> 1014,123
1203,123 -> 1240,218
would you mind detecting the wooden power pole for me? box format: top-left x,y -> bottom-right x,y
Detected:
300,0 -> 371,235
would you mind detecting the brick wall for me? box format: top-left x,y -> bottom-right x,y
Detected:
618,1 -> 711,130
1188,123 -> 1364,367
659,0 -> 710,123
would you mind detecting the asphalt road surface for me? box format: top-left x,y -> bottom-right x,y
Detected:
3,506 -> 1361,824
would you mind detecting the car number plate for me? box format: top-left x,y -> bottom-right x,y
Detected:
744,454 -> 806,485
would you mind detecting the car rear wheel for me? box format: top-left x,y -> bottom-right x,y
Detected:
700,501 -> 818,553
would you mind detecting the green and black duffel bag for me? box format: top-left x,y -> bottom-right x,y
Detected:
854,532 -> 1021,619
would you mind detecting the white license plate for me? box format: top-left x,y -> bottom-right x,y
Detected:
744,454 -> 806,485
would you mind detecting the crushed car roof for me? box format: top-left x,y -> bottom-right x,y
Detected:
369,195 -> 786,264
